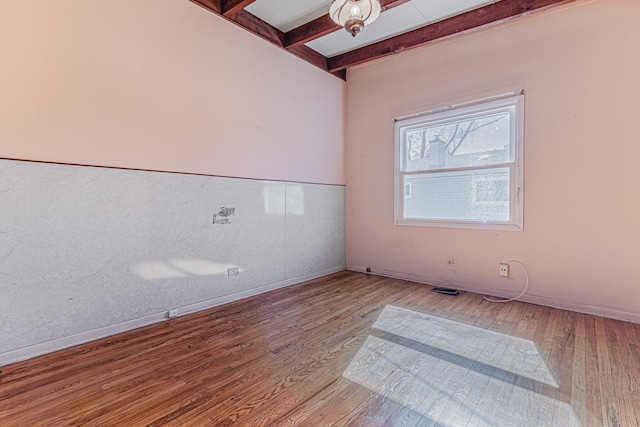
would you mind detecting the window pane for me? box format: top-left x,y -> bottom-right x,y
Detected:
403,110 -> 512,172
403,168 -> 510,222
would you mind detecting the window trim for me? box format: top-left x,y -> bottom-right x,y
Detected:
393,94 -> 524,231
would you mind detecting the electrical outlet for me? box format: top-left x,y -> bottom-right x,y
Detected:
168,309 -> 179,318
499,263 -> 509,277
447,259 -> 458,267
227,267 -> 239,276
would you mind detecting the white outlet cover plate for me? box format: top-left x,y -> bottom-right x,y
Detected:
499,263 -> 509,277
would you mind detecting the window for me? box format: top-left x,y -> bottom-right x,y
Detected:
394,94 -> 524,230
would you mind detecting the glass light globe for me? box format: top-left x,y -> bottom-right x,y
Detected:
329,0 -> 381,37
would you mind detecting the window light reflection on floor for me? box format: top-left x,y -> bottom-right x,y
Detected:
343,305 -> 581,426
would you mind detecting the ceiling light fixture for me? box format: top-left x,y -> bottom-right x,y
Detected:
329,0 -> 381,37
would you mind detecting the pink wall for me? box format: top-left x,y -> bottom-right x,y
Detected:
0,1 -> 345,185
345,0 -> 640,321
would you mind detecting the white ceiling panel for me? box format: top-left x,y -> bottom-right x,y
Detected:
245,0 -> 331,32
412,0 -> 496,23
308,39 -> 337,57
306,2 -> 429,57
243,2 -> 286,28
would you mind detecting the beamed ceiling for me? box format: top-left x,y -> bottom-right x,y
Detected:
189,0 -> 577,80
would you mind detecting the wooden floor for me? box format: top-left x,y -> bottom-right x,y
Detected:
0,271 -> 638,426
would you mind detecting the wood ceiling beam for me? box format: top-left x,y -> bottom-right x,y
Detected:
189,1 -> 344,80
222,0 -> 256,17
328,0 -> 578,73
284,16 -> 337,49
188,0 -> 221,14
190,1 -> 282,47
284,0 -> 411,49
231,9 -> 284,46
288,45 -> 347,80
289,45 -> 330,71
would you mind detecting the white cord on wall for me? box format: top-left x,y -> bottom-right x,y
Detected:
483,260 -> 529,303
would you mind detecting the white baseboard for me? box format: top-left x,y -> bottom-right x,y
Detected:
0,266 -> 345,366
176,266 -> 345,317
347,265 -> 640,325
0,312 -> 169,368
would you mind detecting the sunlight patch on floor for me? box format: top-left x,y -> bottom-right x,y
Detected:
374,305 -> 557,387
342,305 -> 581,426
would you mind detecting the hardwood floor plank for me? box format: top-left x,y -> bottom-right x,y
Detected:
0,271 -> 638,426
570,313 -> 588,426
603,318 -> 639,426
583,315 -> 605,426
595,316 -> 620,426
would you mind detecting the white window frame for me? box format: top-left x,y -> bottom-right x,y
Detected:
394,94 -> 524,231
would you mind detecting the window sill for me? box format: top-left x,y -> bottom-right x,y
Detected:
394,218 -> 523,231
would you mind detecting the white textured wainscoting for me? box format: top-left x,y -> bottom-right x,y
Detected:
0,160 -> 345,364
